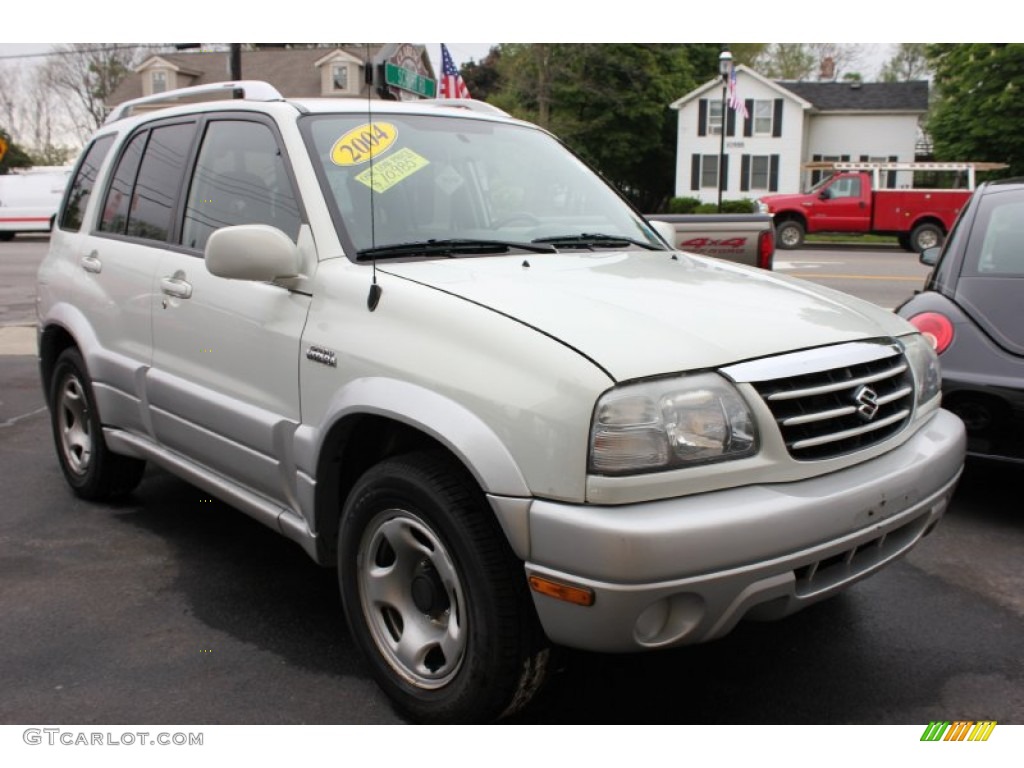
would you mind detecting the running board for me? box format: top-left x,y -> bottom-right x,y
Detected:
104,428 -> 320,562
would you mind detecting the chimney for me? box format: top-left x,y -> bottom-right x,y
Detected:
819,56 -> 835,81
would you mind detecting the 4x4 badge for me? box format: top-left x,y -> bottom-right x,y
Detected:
854,385 -> 880,421
306,345 -> 337,368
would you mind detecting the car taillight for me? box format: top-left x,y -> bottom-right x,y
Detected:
908,312 -> 955,354
757,229 -> 774,270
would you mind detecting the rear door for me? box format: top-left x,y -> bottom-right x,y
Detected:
73,119 -> 198,435
148,115 -> 310,502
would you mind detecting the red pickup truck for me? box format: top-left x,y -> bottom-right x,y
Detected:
757,162 -> 1005,253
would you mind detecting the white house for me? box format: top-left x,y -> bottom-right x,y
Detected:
670,65 -> 929,203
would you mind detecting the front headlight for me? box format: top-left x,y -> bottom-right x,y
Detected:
901,332 -> 942,407
589,373 -> 758,475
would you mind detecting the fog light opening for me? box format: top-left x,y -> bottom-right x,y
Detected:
634,593 -> 705,647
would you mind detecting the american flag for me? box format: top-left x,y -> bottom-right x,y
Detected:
440,44 -> 471,99
727,64 -> 749,120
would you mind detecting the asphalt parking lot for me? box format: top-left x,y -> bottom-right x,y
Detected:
1,237 -> 1022,725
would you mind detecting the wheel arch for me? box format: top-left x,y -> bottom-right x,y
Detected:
773,209 -> 807,229
910,215 -> 945,234
38,320 -> 85,397
300,378 -> 533,565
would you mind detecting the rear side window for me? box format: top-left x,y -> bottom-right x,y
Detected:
59,135 -> 114,232
99,132 -> 146,235
181,120 -> 302,251
967,194 -> 1024,277
99,121 -> 197,242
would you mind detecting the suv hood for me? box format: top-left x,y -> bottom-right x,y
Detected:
379,251 -> 912,382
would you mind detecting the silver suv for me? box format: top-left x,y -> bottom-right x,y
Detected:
37,81 -> 966,723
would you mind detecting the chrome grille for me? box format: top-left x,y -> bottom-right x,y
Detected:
747,344 -> 915,461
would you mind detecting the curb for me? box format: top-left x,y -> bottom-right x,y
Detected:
0,325 -> 37,356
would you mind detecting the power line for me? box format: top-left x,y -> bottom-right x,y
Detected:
0,44 -> 153,62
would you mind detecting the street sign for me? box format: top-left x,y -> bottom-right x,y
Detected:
0,136 -> 8,162
384,62 -> 436,99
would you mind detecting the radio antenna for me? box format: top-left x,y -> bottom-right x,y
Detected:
365,44 -> 381,311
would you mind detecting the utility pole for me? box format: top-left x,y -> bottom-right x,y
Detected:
230,44 -> 242,81
717,49 -> 732,213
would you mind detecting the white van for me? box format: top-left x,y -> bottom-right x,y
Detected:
0,167 -> 72,241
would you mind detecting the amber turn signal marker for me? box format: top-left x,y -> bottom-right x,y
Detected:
528,575 -> 595,606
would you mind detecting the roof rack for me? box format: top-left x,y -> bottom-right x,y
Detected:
422,98 -> 509,116
105,81 -> 285,124
803,161 -> 1008,172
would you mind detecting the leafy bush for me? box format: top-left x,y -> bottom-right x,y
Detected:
667,196 -> 702,213
666,197 -> 758,214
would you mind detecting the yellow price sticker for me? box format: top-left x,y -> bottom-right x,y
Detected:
330,122 -> 398,166
355,148 -> 430,194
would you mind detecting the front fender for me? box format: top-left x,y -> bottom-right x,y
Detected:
294,376 -> 531,498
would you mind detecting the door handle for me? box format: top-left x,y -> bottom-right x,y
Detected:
80,252 -> 102,274
160,272 -> 193,299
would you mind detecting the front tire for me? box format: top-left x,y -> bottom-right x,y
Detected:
910,222 -> 944,253
776,220 -> 805,249
338,451 -> 548,723
48,348 -> 145,499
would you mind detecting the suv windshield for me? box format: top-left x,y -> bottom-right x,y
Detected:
301,112 -> 663,257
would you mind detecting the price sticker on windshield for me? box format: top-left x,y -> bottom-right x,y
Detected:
331,122 -> 398,166
355,148 -> 430,194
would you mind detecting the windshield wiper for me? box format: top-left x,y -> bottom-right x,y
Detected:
357,238 -> 557,261
532,233 -> 663,251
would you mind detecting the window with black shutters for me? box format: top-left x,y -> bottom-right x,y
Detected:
60,135 -> 114,232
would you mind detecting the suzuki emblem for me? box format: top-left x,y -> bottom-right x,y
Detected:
854,385 -> 880,421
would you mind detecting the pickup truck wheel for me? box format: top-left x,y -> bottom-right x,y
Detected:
910,223 -> 943,253
49,348 -> 145,499
338,451 -> 549,723
0,232 -> 14,242
776,220 -> 804,249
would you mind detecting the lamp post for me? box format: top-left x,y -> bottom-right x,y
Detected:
717,49 -> 732,213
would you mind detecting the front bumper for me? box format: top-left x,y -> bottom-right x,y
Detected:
523,409 -> 966,652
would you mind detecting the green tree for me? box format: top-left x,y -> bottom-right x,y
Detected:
879,43 -> 931,82
487,43 -> 717,210
46,43 -> 147,138
927,44 -> 1024,175
754,43 -> 866,81
460,47 -> 501,102
0,128 -> 33,174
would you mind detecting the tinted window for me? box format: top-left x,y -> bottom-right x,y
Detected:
126,122 -> 196,242
99,131 -> 146,235
966,192 -> 1024,277
60,135 -> 114,232
181,120 -> 302,251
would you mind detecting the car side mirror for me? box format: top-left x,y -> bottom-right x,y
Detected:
648,220 -> 677,248
205,224 -> 300,282
920,246 -> 941,267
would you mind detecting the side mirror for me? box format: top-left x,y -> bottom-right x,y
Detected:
648,220 -> 677,248
920,246 -> 941,267
205,224 -> 300,281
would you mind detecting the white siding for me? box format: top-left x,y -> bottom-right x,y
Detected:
673,72 -> 925,201
805,114 -> 921,189
673,73 -> 806,204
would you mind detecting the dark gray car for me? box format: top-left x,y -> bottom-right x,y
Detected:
897,178 -> 1024,463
